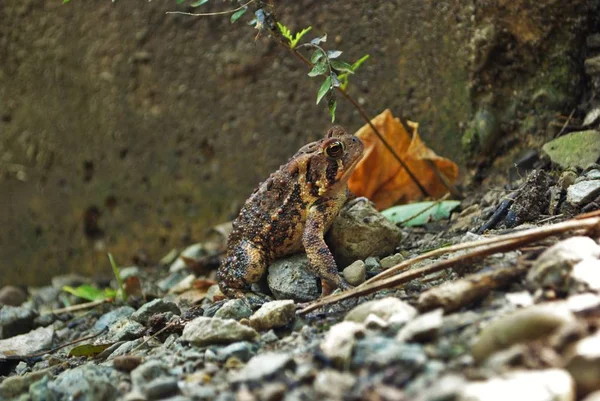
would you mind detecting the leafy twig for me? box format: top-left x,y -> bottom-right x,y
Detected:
166,0 -> 256,17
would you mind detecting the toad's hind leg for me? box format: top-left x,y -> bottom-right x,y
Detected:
217,239 -> 270,301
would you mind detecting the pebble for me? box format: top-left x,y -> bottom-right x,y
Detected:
380,253 -> 405,269
585,56 -> 600,75
0,325 -> 53,356
0,367 -> 54,400
0,285 -> 27,306
131,360 -> 170,388
113,355 -> 143,372
169,243 -> 205,273
344,296 -> 417,324
571,258 -> 600,291
48,364 -> 121,401
342,260 -> 366,285
232,352 -> 294,382
396,308 -> 444,342
564,330 -> 600,395
351,337 -> 427,369
142,376 -> 180,400
526,236 -> 600,292
214,341 -> 257,363
130,299 -> 181,324
104,318 -> 145,342
364,256 -> 381,272
94,305 -> 135,331
182,317 -> 258,346
249,300 -> 296,331
471,303 -> 576,362
267,254 -> 320,302
567,180 -> 600,206
320,321 -> 365,367
328,200 -> 402,266
458,369 -> 575,401
583,391 -> 600,401
0,304 -> 36,339
214,299 -> 253,320
313,370 -> 356,400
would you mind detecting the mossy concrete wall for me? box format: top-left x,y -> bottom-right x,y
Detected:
0,0 -> 593,285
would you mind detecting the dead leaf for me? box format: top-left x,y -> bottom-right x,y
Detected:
348,109 -> 459,210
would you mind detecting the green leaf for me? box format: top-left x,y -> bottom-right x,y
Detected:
108,253 -> 126,302
63,284 -> 117,302
329,99 -> 337,122
331,60 -> 354,74
316,76 -> 332,105
308,61 -> 328,77
311,49 -> 325,64
327,50 -> 342,59
351,54 -> 370,71
63,0 -> 71,3
191,0 -> 209,6
331,73 -> 341,87
230,7 -> 247,23
310,34 -> 327,45
277,22 -> 293,42
381,201 -> 461,227
291,26 -> 312,49
68,343 -> 112,358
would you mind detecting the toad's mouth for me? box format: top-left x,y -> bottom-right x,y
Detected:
339,152 -> 364,182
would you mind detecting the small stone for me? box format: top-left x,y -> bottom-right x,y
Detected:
571,259 -> 600,291
267,254 -> 320,302
313,370 -> 356,399
214,299 -> 253,320
458,369 -> 575,401
320,321 -> 364,367
471,303 -> 576,362
542,130 -> 600,170
0,367 -> 54,400
232,352 -> 294,382
0,286 -> 27,306
558,169 -> 578,190
567,180 -> 600,206
142,376 -> 179,400
566,293 -> 600,315
585,56 -> 600,75
182,317 -> 258,346
170,244 -> 205,273
113,355 -> 143,372
344,297 -> 417,324
328,200 -> 402,266
351,337 -> 427,369
380,253 -> 405,269
343,260 -> 366,286
564,330 -> 600,395
582,391 -> 600,401
259,383 -> 287,401
130,299 -> 181,324
249,300 -> 295,331
0,305 -> 37,339
49,364 -> 120,401
527,236 -> 600,292
396,308 -> 443,342
104,318 -> 145,342
215,341 -> 257,363
131,360 -> 170,388
94,306 -> 135,331
364,256 -> 381,271
583,108 -> 600,126
588,34 -> 600,49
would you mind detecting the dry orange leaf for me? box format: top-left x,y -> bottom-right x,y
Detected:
348,109 -> 459,210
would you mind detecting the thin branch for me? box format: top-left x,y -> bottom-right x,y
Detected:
166,0 -> 256,17
298,215 -> 600,314
48,298 -> 109,315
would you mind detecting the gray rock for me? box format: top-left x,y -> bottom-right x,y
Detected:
364,256 -> 381,272
586,56 -> 600,75
48,364 -> 121,401
313,370 -> 356,399
232,352 -> 294,382
396,308 -> 444,342
0,305 -> 37,339
143,376 -> 179,400
214,341 -> 258,362
94,305 -> 135,331
380,253 -> 405,269
131,360 -> 170,389
214,299 -> 253,320
564,330 -> 600,396
471,303 -> 576,363
542,130 -> 600,170
567,180 -> 600,206
320,321 -> 365,367
0,285 -> 27,306
351,337 -> 427,370
0,326 -> 53,357
267,254 -> 320,302
170,244 -> 206,273
249,300 -> 295,331
527,236 -> 600,292
328,200 -> 402,266
104,318 -> 145,342
344,297 -> 417,324
131,299 -> 181,324
182,317 -> 258,346
585,169 -> 600,180
0,367 -> 54,400
28,374 -> 53,401
458,369 -> 574,401
343,260 -> 366,286
157,271 -> 190,293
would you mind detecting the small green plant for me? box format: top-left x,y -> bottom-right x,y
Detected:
277,22 -> 312,50
108,252 -> 126,302
61,253 -> 126,302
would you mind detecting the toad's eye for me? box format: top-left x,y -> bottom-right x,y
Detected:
325,140 -> 344,159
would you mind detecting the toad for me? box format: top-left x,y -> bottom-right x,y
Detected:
217,126 -> 364,304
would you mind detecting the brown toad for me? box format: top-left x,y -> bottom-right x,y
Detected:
217,126 -> 364,303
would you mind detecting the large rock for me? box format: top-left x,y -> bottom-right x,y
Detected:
542,130 -> 600,169
182,317 -> 258,346
267,254 -> 320,302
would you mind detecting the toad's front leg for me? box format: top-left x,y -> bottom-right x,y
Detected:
302,201 -> 352,297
